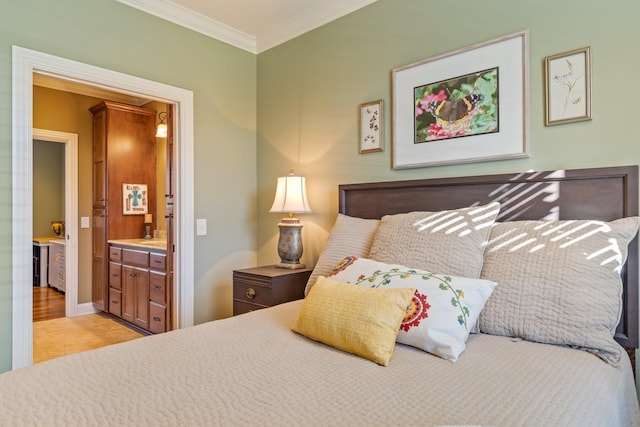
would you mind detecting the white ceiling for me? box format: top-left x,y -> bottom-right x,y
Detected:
116,0 -> 378,54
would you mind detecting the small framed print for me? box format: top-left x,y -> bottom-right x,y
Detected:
122,183 -> 148,215
544,46 -> 591,126
358,99 -> 383,153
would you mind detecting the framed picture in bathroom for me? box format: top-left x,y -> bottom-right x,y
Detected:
123,183 -> 148,215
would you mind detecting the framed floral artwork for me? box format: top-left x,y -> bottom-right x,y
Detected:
544,46 -> 591,126
392,30 -> 529,169
358,99 -> 383,153
122,183 -> 148,215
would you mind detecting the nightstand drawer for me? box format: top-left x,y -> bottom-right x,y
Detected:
233,299 -> 268,316
233,281 -> 273,306
232,266 -> 312,316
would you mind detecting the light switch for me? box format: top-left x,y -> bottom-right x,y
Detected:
196,218 -> 207,236
81,217 -> 90,229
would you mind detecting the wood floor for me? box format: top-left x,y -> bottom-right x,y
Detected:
33,286 -> 145,363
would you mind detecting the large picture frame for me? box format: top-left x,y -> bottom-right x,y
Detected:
544,46 -> 591,126
392,30 -> 529,169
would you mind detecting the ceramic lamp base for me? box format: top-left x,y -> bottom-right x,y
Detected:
275,217 -> 306,269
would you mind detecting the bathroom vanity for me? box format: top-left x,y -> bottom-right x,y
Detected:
107,239 -> 170,334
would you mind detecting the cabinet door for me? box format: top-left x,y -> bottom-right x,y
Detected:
122,265 -> 150,329
133,268 -> 150,329
92,210 -> 107,311
92,108 -> 106,208
122,265 -> 135,324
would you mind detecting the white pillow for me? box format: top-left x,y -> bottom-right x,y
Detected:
329,256 -> 497,361
479,217 -> 640,365
368,202 -> 500,278
305,214 -> 379,296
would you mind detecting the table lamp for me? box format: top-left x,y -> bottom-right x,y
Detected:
269,171 -> 311,269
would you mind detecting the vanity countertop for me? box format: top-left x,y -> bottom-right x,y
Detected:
108,238 -> 167,251
33,237 -> 65,245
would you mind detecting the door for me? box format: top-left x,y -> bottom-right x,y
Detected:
165,105 -> 175,330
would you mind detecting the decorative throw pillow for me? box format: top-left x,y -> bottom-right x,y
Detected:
479,217 -> 640,365
329,256 -> 497,361
304,214 -> 380,296
368,202 -> 500,279
292,276 -> 415,366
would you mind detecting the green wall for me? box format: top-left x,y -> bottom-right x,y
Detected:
33,140 -> 64,239
0,0 -> 257,372
2,0 -> 640,375
256,0 -> 640,267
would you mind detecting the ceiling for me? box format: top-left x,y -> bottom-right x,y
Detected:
116,0 -> 378,54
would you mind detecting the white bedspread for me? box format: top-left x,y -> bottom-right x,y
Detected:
1,300 -> 638,426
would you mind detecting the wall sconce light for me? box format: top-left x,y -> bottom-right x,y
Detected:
269,171 -> 311,269
156,111 -> 167,138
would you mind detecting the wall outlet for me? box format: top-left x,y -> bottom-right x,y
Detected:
196,218 -> 207,236
80,216 -> 90,228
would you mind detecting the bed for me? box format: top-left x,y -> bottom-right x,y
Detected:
1,165 -> 639,426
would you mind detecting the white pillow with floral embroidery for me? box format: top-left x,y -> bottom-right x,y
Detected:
329,256 -> 497,362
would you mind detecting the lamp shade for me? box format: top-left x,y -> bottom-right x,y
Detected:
269,173 -> 311,214
156,111 -> 167,138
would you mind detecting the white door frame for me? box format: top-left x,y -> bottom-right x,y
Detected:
12,46 -> 195,369
32,128 -> 79,318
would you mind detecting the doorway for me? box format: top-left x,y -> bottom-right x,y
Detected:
31,129 -> 79,319
12,46 -> 195,369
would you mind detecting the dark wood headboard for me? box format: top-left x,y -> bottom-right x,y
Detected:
339,165 -> 639,349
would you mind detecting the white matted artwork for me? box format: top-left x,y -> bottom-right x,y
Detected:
123,183 -> 148,215
358,99 -> 383,153
392,30 -> 530,169
544,46 -> 591,126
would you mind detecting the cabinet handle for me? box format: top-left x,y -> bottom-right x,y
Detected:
153,285 -> 162,289
246,288 -> 256,300
111,300 -> 117,304
153,317 -> 161,322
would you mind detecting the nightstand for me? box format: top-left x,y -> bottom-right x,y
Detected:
233,265 -> 312,315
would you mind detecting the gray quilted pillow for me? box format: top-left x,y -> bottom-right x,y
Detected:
305,214 -> 379,296
479,217 -> 640,365
368,202 -> 501,278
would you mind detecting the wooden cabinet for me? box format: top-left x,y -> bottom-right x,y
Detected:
48,239 -> 66,292
90,101 -> 157,312
108,242 -> 170,334
233,266 -> 311,316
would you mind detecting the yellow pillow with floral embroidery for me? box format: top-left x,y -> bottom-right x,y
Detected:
330,256 -> 497,362
292,276 -> 415,366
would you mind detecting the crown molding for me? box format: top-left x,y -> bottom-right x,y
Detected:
257,0 -> 377,53
116,0 -> 378,54
116,0 -> 257,53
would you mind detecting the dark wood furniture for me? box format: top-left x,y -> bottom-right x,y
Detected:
233,266 -> 312,315
339,165 -> 639,351
90,101 -> 157,313
108,242 -> 170,334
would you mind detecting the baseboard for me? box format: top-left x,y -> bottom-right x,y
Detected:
76,302 -> 99,316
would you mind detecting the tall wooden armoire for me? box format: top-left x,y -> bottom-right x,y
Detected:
90,101 -> 157,313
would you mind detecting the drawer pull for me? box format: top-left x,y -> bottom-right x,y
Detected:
246,288 -> 256,299
153,317 -> 161,322
111,300 -> 118,304
153,285 -> 162,289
